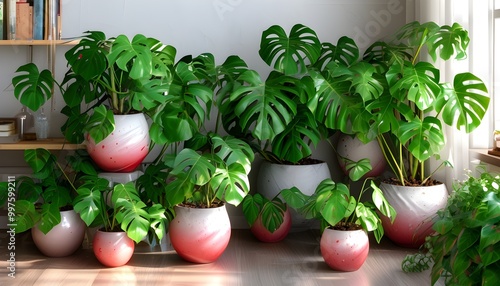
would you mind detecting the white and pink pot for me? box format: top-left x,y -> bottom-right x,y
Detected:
169,205 -> 231,263
320,228 -> 369,272
93,230 -> 135,267
336,133 -> 387,178
379,182 -> 448,248
87,113 -> 150,172
250,207 -> 292,243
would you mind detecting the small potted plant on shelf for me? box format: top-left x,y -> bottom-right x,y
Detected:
280,160 -> 396,272
72,171 -> 167,267
12,31 -> 211,172
0,148 -> 93,257
401,171 -> 500,285
307,21 -> 490,247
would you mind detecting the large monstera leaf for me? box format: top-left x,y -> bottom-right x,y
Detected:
314,36 -> 360,70
12,63 -> 54,112
230,70 -> 298,141
387,61 -> 441,111
65,31 -> 107,81
259,24 -> 322,75
436,72 -> 489,133
397,116 -> 445,162
271,106 -> 321,163
108,34 -> 154,80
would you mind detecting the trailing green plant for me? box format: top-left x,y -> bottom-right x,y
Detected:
308,21 -> 490,185
0,148 -> 95,234
401,171 -> 500,285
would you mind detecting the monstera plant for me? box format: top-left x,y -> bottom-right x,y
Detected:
309,21 -> 490,186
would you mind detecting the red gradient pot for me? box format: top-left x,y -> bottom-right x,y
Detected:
320,228 -> 369,272
250,207 -> 292,242
87,114 -> 149,172
93,230 -> 135,267
379,182 -> 448,248
169,204 -> 231,263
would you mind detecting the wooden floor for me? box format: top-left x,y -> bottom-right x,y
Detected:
0,229 -> 442,286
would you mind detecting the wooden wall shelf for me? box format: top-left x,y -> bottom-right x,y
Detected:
0,138 -> 85,150
0,39 -> 79,46
470,149 -> 500,167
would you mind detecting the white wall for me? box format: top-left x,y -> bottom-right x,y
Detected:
0,0 -> 407,226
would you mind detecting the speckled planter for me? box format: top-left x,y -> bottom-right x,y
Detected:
93,230 -> 135,267
31,209 -> 86,257
169,205 -> 231,263
320,228 -> 369,272
379,182 -> 448,248
87,113 -> 149,172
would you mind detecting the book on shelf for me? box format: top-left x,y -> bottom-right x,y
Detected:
0,0 -> 4,40
2,0 -> 61,41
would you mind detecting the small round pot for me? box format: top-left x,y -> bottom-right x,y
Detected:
336,133 -> 387,178
379,182 -> 448,248
31,209 -> 86,257
257,161 -> 331,229
87,113 -> 150,172
93,230 -> 135,267
320,228 -> 369,272
169,204 -> 231,263
250,207 -> 292,243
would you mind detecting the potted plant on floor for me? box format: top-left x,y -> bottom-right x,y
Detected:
281,171 -> 396,271
72,172 -> 167,267
217,24 -> 333,233
12,32 -> 208,172
402,171 -> 500,285
0,148 -> 92,257
309,21 -> 490,247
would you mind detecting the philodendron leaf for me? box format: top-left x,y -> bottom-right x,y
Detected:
397,116 -> 445,162
115,199 -> 150,244
260,199 -> 287,233
259,24 -> 321,75
211,164 -> 250,207
242,194 -> 263,226
37,203 -> 61,235
108,34 -> 153,80
479,224 -> 500,266
437,73 -> 489,133
281,187 -> 308,209
344,158 -> 372,182
14,200 -> 40,233
73,187 -> 102,227
371,181 -> 397,222
12,63 -> 54,111
170,149 -> 215,186
24,148 -> 53,176
85,105 -> 115,144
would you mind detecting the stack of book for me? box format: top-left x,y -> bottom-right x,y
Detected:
0,119 -> 19,143
1,0 -> 61,40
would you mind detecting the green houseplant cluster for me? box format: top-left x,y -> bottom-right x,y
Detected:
402,171 -> 500,285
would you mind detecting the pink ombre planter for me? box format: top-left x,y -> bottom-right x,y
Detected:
93,230 -> 135,267
320,228 -> 369,272
250,207 -> 292,243
169,205 -> 231,264
379,182 -> 448,248
87,114 -> 150,172
31,209 -> 86,257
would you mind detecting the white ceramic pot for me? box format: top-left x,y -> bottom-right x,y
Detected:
256,160 -> 331,229
169,205 -> 231,263
93,230 -> 135,267
31,209 -> 86,257
336,133 -> 386,178
379,182 -> 448,248
320,228 -> 369,271
87,113 -> 150,172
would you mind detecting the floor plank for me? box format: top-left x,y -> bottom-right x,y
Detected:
0,229 -> 442,286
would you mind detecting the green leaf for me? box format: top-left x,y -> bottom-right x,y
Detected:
242,194 -> 263,226
437,73 -> 489,133
85,105 -> 115,144
260,199 -> 287,233
397,116 -> 445,162
281,187 -> 308,209
170,149 -> 215,186
37,203 -> 61,235
116,199 -> 150,244
73,187 -> 102,227
457,228 -> 479,251
344,158 -> 372,182
370,181 -> 397,222
24,148 -> 54,179
211,163 -> 250,207
12,63 -> 54,111
65,31 -> 107,81
108,34 -> 153,80
259,24 -> 321,75
426,23 -> 469,61
211,135 -> 254,174
14,200 -> 40,233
